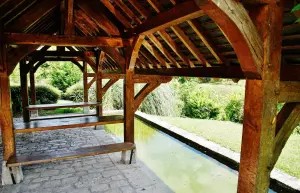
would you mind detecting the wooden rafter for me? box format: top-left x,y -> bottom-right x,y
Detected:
4,33 -> 131,47
77,0 -> 120,36
194,0 -> 264,77
171,26 -> 208,67
157,30 -> 193,67
101,0 -> 133,29
130,0 -> 205,36
114,0 -> 142,25
147,34 -> 181,68
142,40 -> 170,68
127,0 -> 149,19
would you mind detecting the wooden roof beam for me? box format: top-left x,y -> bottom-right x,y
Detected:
147,34 -> 181,68
77,0 -> 120,36
157,30 -> 194,67
127,0 -> 149,19
64,0 -> 74,35
114,0 -> 142,25
4,33 -> 131,47
101,0 -> 133,29
129,0 -> 205,36
195,0 -> 263,77
171,26 -> 209,67
187,19 -> 225,65
142,40 -> 170,68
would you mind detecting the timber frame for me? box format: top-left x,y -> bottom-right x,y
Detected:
0,0 -> 300,192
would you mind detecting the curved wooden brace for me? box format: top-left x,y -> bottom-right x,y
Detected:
32,60 -> 83,73
128,35 -> 145,70
194,0 -> 263,78
134,83 -> 160,112
103,78 -> 119,95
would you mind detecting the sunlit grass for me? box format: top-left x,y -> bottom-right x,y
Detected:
154,115 -> 300,179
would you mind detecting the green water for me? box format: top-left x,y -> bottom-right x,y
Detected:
105,119 -> 275,193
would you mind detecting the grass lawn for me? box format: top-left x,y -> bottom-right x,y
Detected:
39,100 -> 83,116
153,115 -> 300,179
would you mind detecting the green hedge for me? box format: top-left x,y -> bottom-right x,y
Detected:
11,84 -> 61,115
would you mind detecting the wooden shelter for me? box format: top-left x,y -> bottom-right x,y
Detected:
0,0 -> 300,192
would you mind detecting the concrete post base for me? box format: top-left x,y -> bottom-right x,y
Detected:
121,149 -> 136,164
94,125 -> 104,130
2,161 -> 23,185
31,110 -> 38,118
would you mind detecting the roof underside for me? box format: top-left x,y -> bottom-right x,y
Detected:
1,0 -> 299,76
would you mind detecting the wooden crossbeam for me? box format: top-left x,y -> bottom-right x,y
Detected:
4,33 -> 131,47
134,67 -> 255,79
127,0 -> 149,19
129,0 -> 205,36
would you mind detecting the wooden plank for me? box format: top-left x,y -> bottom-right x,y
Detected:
195,0 -> 264,77
7,142 -> 135,167
146,0 -> 162,13
26,102 -> 101,111
30,113 -> 97,121
171,26 -> 208,67
279,81 -> 300,102
14,115 -> 124,133
129,0 -> 205,36
237,3 -> 283,193
4,33 -> 131,47
133,75 -> 172,83
20,59 -> 30,122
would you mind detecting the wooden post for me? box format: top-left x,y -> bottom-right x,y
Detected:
29,69 -> 38,117
20,59 -> 30,122
237,3 -> 283,193
0,38 -> 21,185
96,52 -> 104,117
83,61 -> 89,113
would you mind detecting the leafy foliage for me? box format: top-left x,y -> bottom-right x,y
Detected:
224,95 -> 244,123
292,3 -> 300,22
11,84 -> 61,115
183,90 -> 220,119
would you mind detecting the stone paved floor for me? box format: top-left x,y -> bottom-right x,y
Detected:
0,121 -> 172,193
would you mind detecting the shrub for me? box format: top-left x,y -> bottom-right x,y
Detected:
183,90 -> 220,119
64,80 -> 182,117
10,84 -> 61,115
46,62 -> 82,92
224,95 -> 244,123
